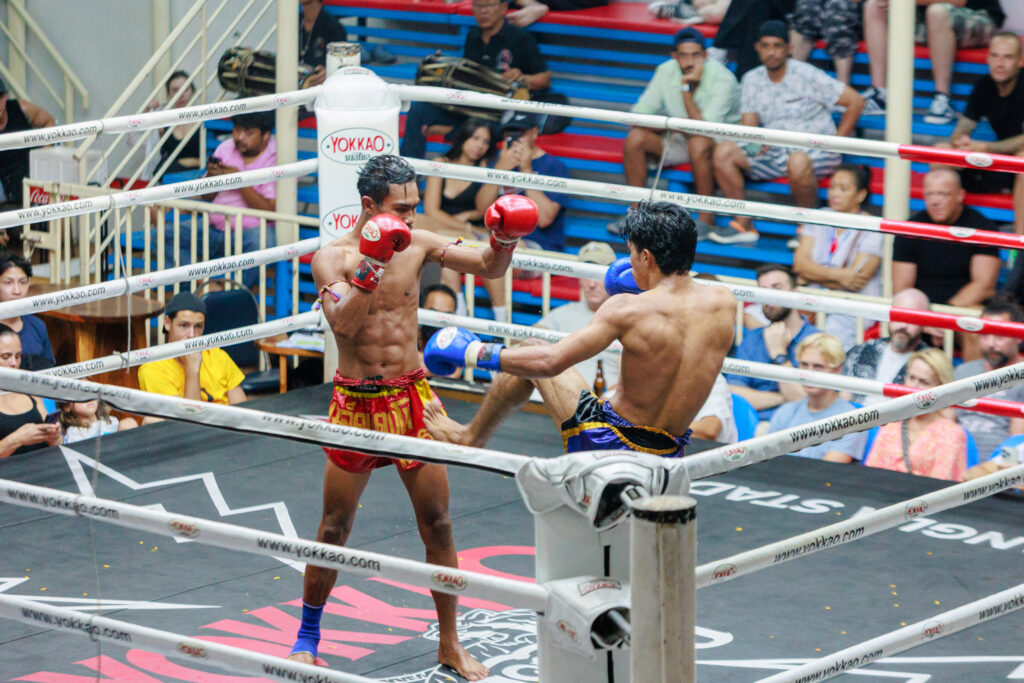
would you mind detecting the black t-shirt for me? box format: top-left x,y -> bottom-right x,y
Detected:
963,75 -> 1024,140
0,99 -> 31,205
299,8 -> 348,68
892,206 -> 1000,304
463,21 -> 547,86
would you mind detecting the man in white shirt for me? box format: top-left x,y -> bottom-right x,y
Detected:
690,373 -> 737,443
842,288 -> 932,406
534,241 -> 619,389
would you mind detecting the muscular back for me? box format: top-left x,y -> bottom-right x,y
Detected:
610,277 -> 735,436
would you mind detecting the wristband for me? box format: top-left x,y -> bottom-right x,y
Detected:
464,341 -> 503,371
490,234 -> 518,253
351,257 -> 385,291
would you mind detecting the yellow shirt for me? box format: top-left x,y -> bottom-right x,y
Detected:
138,348 -> 245,404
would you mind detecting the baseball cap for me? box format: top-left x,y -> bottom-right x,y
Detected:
757,20 -> 788,41
500,109 -> 544,133
673,27 -> 706,49
577,241 -> 616,266
165,291 -> 206,317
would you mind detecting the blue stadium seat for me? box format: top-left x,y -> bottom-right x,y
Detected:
731,393 -> 758,442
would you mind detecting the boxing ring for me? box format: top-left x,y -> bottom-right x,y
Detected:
0,66 -> 1023,682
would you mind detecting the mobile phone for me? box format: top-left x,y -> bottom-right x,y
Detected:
44,411 -> 61,424
505,132 -> 521,148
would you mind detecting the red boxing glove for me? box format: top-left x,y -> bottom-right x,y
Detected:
351,213 -> 412,291
485,195 -> 538,253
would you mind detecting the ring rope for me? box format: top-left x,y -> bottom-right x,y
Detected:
0,159 -> 318,230
0,368 -> 531,476
0,594 -> 374,683
696,462 -> 1024,590
398,85 -> 1024,176
413,158 -> 1024,252
420,310 -> 1024,420
40,311 -> 320,380
755,581 -> 1024,682
0,239 -> 318,319
0,88 -> 320,152
0,478 -> 549,611
683,361 -> 1024,481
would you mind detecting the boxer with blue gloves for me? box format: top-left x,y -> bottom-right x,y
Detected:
288,155 -> 536,680
421,200 -> 737,463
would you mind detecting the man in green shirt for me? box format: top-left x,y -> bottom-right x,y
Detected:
608,27 -> 740,236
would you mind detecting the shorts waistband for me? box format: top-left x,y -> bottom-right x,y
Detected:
333,367 -> 427,392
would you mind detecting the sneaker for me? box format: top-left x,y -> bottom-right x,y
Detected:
708,224 -> 759,244
647,0 -> 698,21
924,93 -> 957,125
860,86 -> 886,116
369,45 -> 397,65
606,216 -> 628,235
695,220 -> 714,241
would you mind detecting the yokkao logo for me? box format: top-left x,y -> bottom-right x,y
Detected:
577,579 -> 621,596
432,570 -> 467,592
723,445 -> 746,462
922,621 -> 944,640
321,127 -> 395,165
321,204 -> 362,236
913,390 -> 939,410
949,227 -> 977,239
965,152 -> 993,168
126,117 -> 144,129
956,317 -> 985,332
180,403 -> 207,415
275,95 -> 290,106
362,220 -> 381,242
904,500 -> 929,519
177,641 -> 208,659
169,519 -> 199,538
436,327 -> 458,349
712,564 -> 737,582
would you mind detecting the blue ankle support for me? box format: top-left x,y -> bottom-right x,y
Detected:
289,601 -> 324,659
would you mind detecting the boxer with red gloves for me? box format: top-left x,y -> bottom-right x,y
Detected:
290,155 -> 541,680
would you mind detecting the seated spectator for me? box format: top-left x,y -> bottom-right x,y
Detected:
509,0 -> 608,27
768,332 -> 866,462
0,77 -> 56,210
860,0 -> 1005,124
649,0 -> 732,26
399,0 -> 552,160
170,111 -> 277,288
299,0 -> 393,80
892,168 -> 1000,310
0,253 -> 55,371
792,164 -> 883,349
952,297 -> 1024,456
726,264 -> 821,419
138,292 -> 247,408
788,0 -> 861,84
0,324 -> 60,457
710,20 -> 864,243
690,373 -> 738,443
608,28 -> 740,237
946,32 -> 1024,237
421,118 -> 505,318
419,284 -> 461,377
711,0 -> 794,78
59,397 -> 137,444
865,348 -> 967,480
535,241 -> 620,389
477,111 -> 569,254
152,71 -> 202,177
843,288 -> 932,406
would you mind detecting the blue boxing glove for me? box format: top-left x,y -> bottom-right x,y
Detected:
604,257 -> 641,296
423,327 -> 504,375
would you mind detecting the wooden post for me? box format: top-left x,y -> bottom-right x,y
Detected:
630,495 -> 697,683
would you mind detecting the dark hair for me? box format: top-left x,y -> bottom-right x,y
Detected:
166,70 -> 191,95
833,163 -> 871,198
232,109 -> 274,133
0,252 -> 31,279
756,263 -> 797,287
620,201 -> 696,275
0,322 -> 16,339
357,155 -> 417,205
672,27 -> 706,50
421,283 -> 458,307
983,295 -> 1024,323
444,118 -> 496,165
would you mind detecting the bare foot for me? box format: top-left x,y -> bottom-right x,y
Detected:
439,643 -> 490,681
508,4 -> 548,27
286,652 -> 316,665
424,399 -> 477,446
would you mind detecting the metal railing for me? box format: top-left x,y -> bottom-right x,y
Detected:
0,0 -> 90,124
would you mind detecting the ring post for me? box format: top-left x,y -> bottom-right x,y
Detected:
630,495 -> 697,683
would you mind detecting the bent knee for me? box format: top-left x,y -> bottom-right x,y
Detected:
787,152 -> 814,176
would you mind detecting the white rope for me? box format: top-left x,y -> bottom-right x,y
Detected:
0,159 -> 318,230
683,362 -> 1024,481
0,238 -> 318,319
41,311 -> 320,379
0,594 -> 374,683
0,368 -> 530,475
696,463 -> 1024,589
0,88 -> 320,151
756,581 -> 1024,682
0,478 -> 549,611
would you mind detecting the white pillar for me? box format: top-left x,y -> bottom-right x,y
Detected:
630,495 -> 697,683
275,0 -> 299,261
881,0 -> 915,312
151,0 -> 171,94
